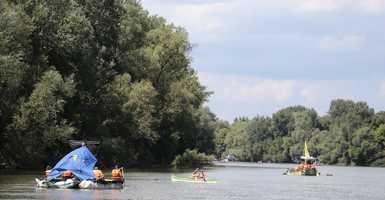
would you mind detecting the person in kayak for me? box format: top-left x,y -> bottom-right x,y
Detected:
192,168 -> 199,180
192,168 -> 207,181
111,165 -> 124,182
93,167 -> 104,181
44,165 -> 51,177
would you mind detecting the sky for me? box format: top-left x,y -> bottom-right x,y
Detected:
141,0 -> 385,121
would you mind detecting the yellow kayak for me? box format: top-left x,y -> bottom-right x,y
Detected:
171,174 -> 217,184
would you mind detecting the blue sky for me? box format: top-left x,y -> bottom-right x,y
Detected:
142,0 -> 385,121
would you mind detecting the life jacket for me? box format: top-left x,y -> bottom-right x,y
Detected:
111,169 -> 122,181
93,170 -> 104,180
62,170 -> 73,178
45,170 -> 51,177
304,164 -> 312,169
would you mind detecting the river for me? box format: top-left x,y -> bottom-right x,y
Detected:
1,163 -> 384,200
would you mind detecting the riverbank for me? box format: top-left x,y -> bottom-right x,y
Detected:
213,161 -> 295,169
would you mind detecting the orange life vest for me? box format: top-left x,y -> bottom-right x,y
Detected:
304,164 -> 312,169
62,170 -> 73,178
111,169 -> 122,181
93,170 -> 104,180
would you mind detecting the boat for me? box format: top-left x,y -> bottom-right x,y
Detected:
35,178 -> 79,189
35,145 -> 125,189
283,141 -> 320,176
223,154 -> 237,162
36,177 -> 125,190
79,179 -> 124,189
171,174 -> 217,184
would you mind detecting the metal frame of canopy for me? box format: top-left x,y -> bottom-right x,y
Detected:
69,140 -> 100,147
69,140 -> 101,153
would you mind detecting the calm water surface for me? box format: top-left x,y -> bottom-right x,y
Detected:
1,163 -> 385,200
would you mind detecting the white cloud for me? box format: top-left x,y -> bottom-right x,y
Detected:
299,80 -> 357,105
379,81 -> 385,98
199,72 -> 295,103
142,1 -> 234,40
296,0 -> 344,12
171,2 -> 229,35
141,0 -> 379,45
198,72 -> 384,120
143,0 -> 385,17
358,0 -> 385,13
318,35 -> 365,51
299,85 -> 322,102
294,0 -> 385,13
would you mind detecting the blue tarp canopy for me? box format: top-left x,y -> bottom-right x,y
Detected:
47,146 -> 97,181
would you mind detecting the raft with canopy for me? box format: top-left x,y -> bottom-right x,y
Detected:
35,145 -> 124,189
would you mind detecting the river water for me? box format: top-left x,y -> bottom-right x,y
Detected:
1,163 -> 384,200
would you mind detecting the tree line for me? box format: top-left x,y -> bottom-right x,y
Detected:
215,99 -> 385,167
1,0 -> 384,169
0,0 -> 216,169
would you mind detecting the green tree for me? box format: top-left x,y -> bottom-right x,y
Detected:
214,125 -> 230,159
0,1 -> 32,164
349,127 -> 377,166
375,124 -> 385,147
7,70 -> 75,168
224,120 -> 250,161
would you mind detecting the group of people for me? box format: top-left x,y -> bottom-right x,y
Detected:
294,161 -> 316,172
46,165 -> 207,182
92,166 -> 124,182
192,168 -> 207,181
44,165 -> 124,182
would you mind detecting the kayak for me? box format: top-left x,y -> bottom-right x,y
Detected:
171,174 -> 217,184
79,179 -> 124,189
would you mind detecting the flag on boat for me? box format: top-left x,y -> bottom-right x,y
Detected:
47,146 -> 97,181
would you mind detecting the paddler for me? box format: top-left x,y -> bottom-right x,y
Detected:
192,168 -> 200,180
199,169 -> 207,181
62,170 -> 73,179
192,168 -> 207,181
44,165 -> 51,177
93,166 -> 104,181
111,165 -> 124,182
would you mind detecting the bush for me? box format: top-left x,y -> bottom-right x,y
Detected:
172,149 -> 214,169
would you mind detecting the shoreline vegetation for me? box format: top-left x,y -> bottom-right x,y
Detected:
172,149 -> 214,169
214,101 -> 385,168
1,1 -> 384,170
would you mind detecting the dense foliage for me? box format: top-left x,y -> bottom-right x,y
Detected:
0,0 -> 216,168
172,149 -> 214,169
215,100 -> 385,167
